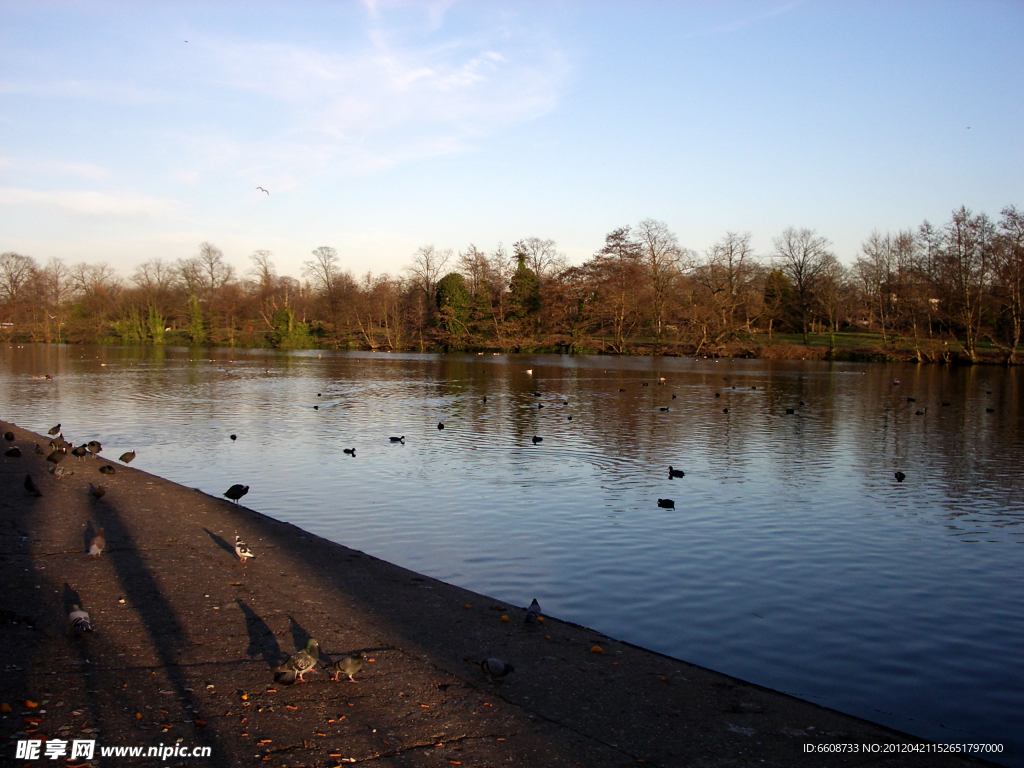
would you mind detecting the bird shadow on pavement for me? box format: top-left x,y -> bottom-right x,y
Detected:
288,615 -> 313,654
203,528 -> 235,557
236,599 -> 281,669
62,582 -> 83,615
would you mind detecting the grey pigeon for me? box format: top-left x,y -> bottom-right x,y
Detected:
524,598 -> 541,625
98,464 -> 115,475
657,498 -> 675,509
224,484 -> 249,504
119,449 -> 136,464
69,604 -> 92,635
24,474 -> 41,496
89,527 -> 105,557
48,424 -> 61,436
5,447 -> 21,458
274,639 -> 319,683
669,466 -> 685,479
49,465 -> 72,480
328,652 -> 366,682
477,657 -> 514,681
234,534 -> 254,564
87,440 -> 102,455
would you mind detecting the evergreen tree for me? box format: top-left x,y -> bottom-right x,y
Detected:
187,294 -> 206,345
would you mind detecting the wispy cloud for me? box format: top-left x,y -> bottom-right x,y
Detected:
681,1 -> 807,39
179,5 -> 570,178
0,188 -> 178,217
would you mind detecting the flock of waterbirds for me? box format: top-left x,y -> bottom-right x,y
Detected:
2,365 -> 1002,686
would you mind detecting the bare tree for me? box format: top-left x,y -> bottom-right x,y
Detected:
175,257 -> 206,298
407,244 -> 452,316
592,226 -> 643,352
635,219 -> 684,338
993,205 -> 1024,362
196,242 -> 234,296
938,207 -> 994,362
773,227 -> 832,343
854,231 -> 896,344
513,237 -> 566,279
0,251 -> 38,306
249,250 -> 276,293
698,231 -> 758,340
815,254 -> 849,355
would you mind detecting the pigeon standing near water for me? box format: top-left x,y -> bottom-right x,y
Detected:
274,639 -> 319,683
89,527 -> 105,557
224,484 -> 249,504
24,474 -> 42,496
328,652 -> 366,682
234,534 -> 254,564
49,465 -> 72,480
119,449 -> 136,464
69,604 -> 93,635
524,599 -> 541,625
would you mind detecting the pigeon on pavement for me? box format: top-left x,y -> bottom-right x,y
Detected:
524,598 -> 541,625
476,657 -> 514,681
69,604 -> 93,635
234,534 -> 254,564
274,639 -> 319,684
328,652 -> 366,682
89,527 -> 105,557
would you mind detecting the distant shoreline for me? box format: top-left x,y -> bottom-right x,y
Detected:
4,333 -> 1019,365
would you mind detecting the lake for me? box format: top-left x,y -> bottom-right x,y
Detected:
2,344 -> 1022,765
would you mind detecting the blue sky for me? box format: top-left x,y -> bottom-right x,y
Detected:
1,1 -> 1021,280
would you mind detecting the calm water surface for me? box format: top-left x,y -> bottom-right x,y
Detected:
3,345 -> 1022,765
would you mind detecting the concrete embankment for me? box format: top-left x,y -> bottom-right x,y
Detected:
0,418 -> 998,767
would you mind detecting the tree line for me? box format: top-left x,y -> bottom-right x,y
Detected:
1,205 -> 1021,363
